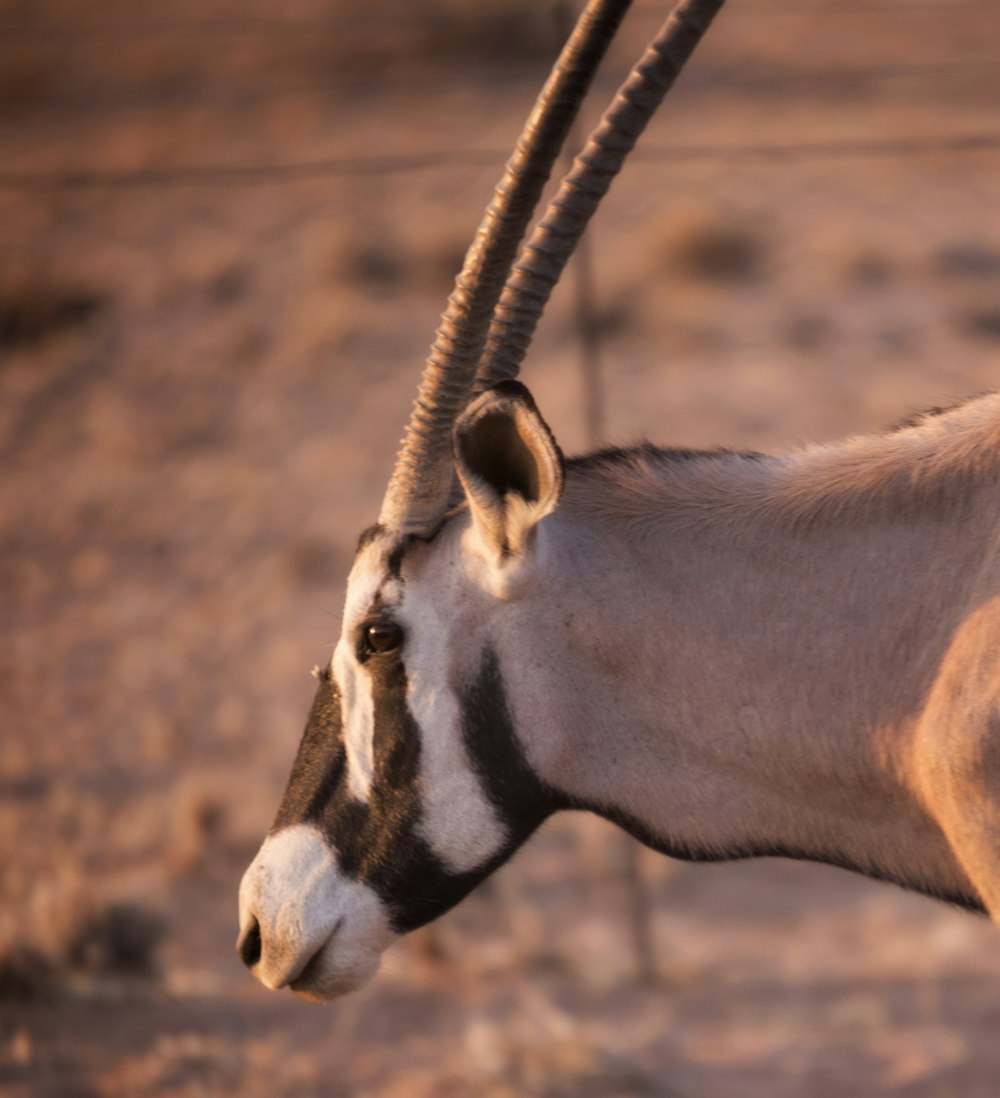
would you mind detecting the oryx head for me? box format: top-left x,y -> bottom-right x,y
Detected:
238,0 -> 725,1001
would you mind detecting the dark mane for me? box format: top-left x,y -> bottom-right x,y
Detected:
566,442 -> 765,473
888,392 -> 995,434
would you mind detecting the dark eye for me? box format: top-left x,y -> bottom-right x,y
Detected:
365,620 -> 403,654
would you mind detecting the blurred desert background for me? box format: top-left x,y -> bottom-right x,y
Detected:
3,0 -> 1000,1094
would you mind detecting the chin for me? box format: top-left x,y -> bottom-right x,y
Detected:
288,943 -> 383,1003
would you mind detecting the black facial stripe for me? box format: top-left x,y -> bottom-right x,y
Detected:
460,645 -> 562,845
305,646 -> 482,933
352,642 -> 559,933
271,630 -> 561,935
385,540 -> 408,580
357,643 -> 560,932
272,674 -> 346,833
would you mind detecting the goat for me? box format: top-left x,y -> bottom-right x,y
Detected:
238,0 -> 1000,1002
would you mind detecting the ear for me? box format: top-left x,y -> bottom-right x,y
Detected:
454,381 -> 564,561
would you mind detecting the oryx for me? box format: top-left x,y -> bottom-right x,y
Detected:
238,0 -> 1000,1002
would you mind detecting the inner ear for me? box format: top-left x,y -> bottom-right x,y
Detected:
454,381 -> 565,561
457,409 -> 542,503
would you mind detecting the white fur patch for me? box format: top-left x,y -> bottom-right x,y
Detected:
331,530 -> 508,872
335,640 -> 375,802
402,575 -> 509,874
239,824 -> 394,999
333,540 -> 389,804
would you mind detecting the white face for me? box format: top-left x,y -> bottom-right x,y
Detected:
237,523 -> 553,1000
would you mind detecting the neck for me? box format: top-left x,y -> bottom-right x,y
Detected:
510,417 -> 1000,913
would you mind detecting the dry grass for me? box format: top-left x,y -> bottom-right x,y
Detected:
656,209 -> 768,285
64,903 -> 166,979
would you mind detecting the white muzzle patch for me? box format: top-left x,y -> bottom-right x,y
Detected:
238,824 -> 394,1000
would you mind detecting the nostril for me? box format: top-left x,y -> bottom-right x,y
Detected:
238,917 -> 262,969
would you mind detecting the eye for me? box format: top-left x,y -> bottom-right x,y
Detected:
364,620 -> 403,654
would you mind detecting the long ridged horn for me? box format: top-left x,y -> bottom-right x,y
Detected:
475,0 -> 726,394
379,0 -> 633,535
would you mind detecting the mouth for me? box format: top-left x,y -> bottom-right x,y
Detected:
287,918 -> 343,997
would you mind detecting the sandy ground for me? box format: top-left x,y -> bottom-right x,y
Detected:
3,1 -> 1000,1094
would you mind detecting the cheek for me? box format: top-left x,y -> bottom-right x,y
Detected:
395,573 -> 510,874
404,659 -> 509,875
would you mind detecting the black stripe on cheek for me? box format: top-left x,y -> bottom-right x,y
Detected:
460,645 -> 562,844
271,676 -> 346,833
352,655 -> 469,932
268,639 -> 561,937
358,645 -> 559,935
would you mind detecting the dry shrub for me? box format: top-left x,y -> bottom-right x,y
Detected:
0,282 -> 106,350
659,213 -> 767,285
344,242 -> 407,295
65,902 -> 167,978
783,311 -> 835,352
169,785 -> 230,877
846,251 -> 897,288
419,4 -> 555,69
932,243 -> 1000,280
957,307 -> 1000,342
207,264 -> 250,307
2,853 -> 167,994
339,234 -> 468,298
0,943 -> 60,1002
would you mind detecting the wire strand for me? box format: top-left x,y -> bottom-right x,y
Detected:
3,56 -> 998,116
1,133 -> 997,192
